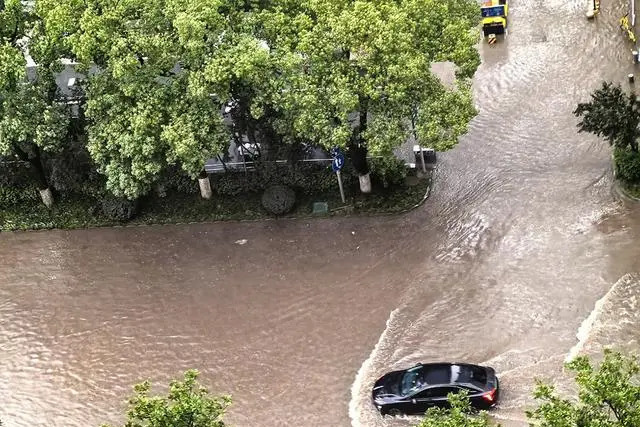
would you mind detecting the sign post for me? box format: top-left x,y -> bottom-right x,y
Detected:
336,171 -> 345,203
331,148 -> 346,203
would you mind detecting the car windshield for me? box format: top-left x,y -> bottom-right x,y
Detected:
400,367 -> 426,396
481,6 -> 504,17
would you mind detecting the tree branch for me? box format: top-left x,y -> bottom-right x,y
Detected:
604,399 -> 622,422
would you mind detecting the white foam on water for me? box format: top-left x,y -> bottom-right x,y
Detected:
498,352 -> 566,377
348,308 -> 400,427
565,274 -> 635,363
479,347 -> 538,367
569,202 -> 621,235
491,410 -> 530,426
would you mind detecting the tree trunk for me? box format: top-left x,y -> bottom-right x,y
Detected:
14,144 -> 54,207
39,188 -> 54,208
245,112 -> 259,147
353,95 -> 371,193
198,171 -> 213,199
358,173 -> 372,193
33,149 -> 55,207
31,147 -> 49,190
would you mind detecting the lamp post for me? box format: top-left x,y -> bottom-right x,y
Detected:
411,107 -> 426,174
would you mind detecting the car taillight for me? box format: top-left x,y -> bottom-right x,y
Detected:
482,388 -> 496,402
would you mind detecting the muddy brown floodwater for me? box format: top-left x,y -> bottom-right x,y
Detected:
1,1 -> 639,426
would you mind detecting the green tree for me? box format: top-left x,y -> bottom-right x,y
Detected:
103,370 -> 231,427
66,0 -> 233,199
267,0 -> 479,192
527,350 -> 640,427
574,82 -> 639,152
198,1 -> 310,166
0,0 -> 72,207
413,391 -> 495,427
573,82 -> 639,188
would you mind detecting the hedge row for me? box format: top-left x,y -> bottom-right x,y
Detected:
1,156 -> 412,226
0,174 -> 431,231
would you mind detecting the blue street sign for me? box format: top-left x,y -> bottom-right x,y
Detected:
332,153 -> 345,172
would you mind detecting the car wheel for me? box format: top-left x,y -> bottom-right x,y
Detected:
386,408 -> 402,417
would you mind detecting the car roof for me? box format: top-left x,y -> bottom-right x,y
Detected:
412,363 -> 486,388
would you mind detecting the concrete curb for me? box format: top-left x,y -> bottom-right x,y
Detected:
612,180 -> 640,203
2,174 -> 434,233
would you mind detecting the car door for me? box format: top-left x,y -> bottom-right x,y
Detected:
407,387 -> 450,414
426,386 -> 460,408
458,386 -> 485,408
407,389 -> 434,414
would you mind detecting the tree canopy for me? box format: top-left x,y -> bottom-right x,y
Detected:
527,350 -> 640,427
263,0 -> 480,177
61,0 -> 235,198
0,0 -> 73,206
574,82 -> 639,152
102,370 -> 231,427
3,0 -> 482,200
573,82 -> 639,189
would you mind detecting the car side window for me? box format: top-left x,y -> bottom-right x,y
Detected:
439,386 -> 463,399
460,386 -> 479,396
414,387 -> 457,399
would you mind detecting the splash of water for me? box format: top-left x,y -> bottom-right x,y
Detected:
565,273 -> 636,363
348,308 -> 400,427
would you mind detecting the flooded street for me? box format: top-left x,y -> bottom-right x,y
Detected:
1,1 -> 639,426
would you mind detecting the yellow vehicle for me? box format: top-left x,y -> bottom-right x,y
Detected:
619,14 -> 637,43
481,0 -> 508,38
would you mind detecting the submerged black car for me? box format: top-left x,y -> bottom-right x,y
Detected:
372,363 -> 499,416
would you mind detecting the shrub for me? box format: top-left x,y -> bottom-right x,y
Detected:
285,162 -> 357,195
158,166 -> 199,195
207,160 -> 362,199
101,197 -> 138,221
613,146 -> 640,185
261,185 -> 295,215
0,161 -> 34,187
78,174 -> 108,199
46,143 -> 95,194
213,172 -> 262,196
0,185 -> 40,208
369,156 -> 407,188
211,162 -> 354,197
